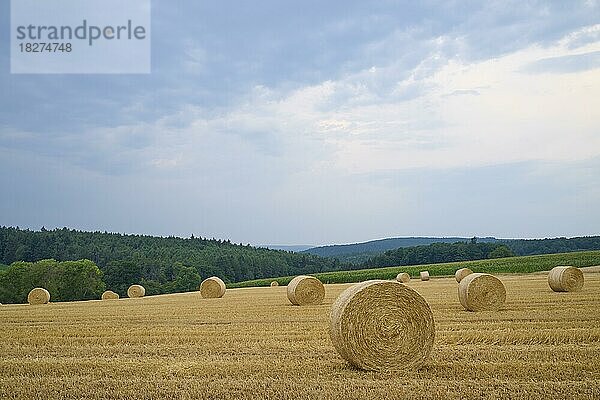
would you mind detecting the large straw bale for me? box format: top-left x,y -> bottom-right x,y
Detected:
127,284 -> 146,298
200,276 -> 226,298
396,272 -> 410,283
455,268 -> 473,283
330,280 -> 435,371
548,266 -> 584,292
28,288 -> 50,305
287,275 -> 325,306
101,290 -> 119,300
458,273 -> 505,311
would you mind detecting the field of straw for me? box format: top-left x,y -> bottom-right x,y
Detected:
1,272 -> 599,399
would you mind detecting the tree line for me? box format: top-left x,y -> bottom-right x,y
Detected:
0,259 -> 105,303
1,227 -> 598,304
0,226 -> 340,302
360,240 -> 515,269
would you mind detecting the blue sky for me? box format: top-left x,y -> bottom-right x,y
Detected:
0,0 -> 599,245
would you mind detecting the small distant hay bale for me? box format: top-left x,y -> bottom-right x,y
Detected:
200,276 -> 226,298
270,281 -> 279,287
101,290 -> 120,300
127,284 -> 146,298
420,271 -> 430,281
287,275 -> 325,306
396,272 -> 410,283
330,280 -> 435,371
455,268 -> 473,283
28,288 -> 50,305
548,266 -> 584,292
458,273 -> 506,312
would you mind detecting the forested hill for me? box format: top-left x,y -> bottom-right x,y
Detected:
303,236 -> 499,262
303,235 -> 600,264
502,236 -> 600,256
0,227 -> 339,287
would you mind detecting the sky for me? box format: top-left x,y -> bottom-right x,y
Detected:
0,0 -> 599,246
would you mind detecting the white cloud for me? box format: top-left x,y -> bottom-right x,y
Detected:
221,25 -> 600,174
4,25 -> 598,183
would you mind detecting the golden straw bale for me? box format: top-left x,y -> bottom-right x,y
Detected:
420,271 -> 430,281
287,275 -> 325,306
127,284 -> 146,298
396,272 -> 410,283
458,273 -> 506,312
330,280 -> 435,371
548,266 -> 584,292
455,268 -> 473,283
200,277 -> 226,298
28,288 -> 50,305
101,290 -> 119,300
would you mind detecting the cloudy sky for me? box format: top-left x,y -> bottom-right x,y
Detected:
1,1 -> 599,245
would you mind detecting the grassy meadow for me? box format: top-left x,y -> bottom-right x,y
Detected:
231,250 -> 600,287
1,270 -> 600,399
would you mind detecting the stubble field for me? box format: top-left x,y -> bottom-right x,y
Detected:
1,271 -> 599,399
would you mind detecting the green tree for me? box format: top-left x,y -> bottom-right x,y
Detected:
173,265 -> 202,293
488,245 -> 515,259
103,260 -> 142,296
0,259 -> 105,303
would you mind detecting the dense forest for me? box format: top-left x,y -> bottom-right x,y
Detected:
502,236 -> 600,256
361,240 -> 515,268
0,226 -> 339,301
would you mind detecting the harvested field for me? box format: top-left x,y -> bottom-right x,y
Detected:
1,273 -> 599,399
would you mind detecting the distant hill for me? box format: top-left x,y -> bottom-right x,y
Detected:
261,245 -> 315,252
302,236 -> 600,264
303,237 -> 499,263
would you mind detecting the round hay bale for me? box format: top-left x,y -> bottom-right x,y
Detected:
455,268 -> 473,283
101,290 -> 120,300
200,276 -> 226,298
420,271 -> 430,281
287,275 -> 325,306
270,281 -> 279,287
548,266 -> 584,292
28,288 -> 50,305
458,273 -> 506,312
127,284 -> 145,298
396,272 -> 410,283
330,280 -> 435,371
